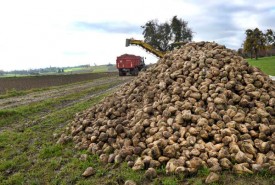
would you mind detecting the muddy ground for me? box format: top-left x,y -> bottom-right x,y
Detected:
0,75 -> 129,110
0,72 -> 117,94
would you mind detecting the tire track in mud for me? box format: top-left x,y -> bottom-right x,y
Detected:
0,76 -> 132,110
0,76 -> 133,133
24,80 -> 129,131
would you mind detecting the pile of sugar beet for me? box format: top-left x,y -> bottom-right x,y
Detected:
58,42 -> 275,178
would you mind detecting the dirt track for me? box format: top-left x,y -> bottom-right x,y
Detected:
0,76 -> 132,110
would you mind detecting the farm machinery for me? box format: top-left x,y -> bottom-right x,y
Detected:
125,38 -> 166,58
116,39 -> 163,76
116,54 -> 145,76
125,38 -> 187,58
116,38 -> 186,76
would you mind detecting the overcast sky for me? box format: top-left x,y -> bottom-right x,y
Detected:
0,0 -> 274,71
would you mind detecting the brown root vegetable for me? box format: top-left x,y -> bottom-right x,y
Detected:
58,41 -> 275,177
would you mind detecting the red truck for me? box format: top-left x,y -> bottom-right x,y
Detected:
116,54 -> 145,76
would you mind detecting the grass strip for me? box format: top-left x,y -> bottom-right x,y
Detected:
0,78 -> 97,99
247,55 -> 275,76
0,88 -> 113,184
0,81 -> 120,127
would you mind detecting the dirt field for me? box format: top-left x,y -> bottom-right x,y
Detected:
0,72 -> 117,94
0,76 -> 124,110
0,74 -> 132,130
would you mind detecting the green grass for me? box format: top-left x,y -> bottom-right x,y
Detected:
91,66 -> 109,73
161,177 -> 179,185
0,89 -> 113,184
1,65 -> 116,78
247,56 -> 275,75
0,74 -> 29,78
64,65 -> 116,74
39,144 -> 63,159
64,67 -> 89,72
0,88 -> 27,98
116,163 -> 144,182
197,166 -> 210,177
0,76 -> 108,99
0,81 -> 120,128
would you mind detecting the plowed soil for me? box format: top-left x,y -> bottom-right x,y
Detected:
0,75 -> 129,110
0,72 -> 117,94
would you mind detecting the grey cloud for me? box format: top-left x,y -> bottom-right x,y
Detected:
257,10 -> 275,29
187,0 -> 267,13
185,1 -> 275,49
74,21 -> 141,34
190,13 -> 239,43
75,2 -> 275,50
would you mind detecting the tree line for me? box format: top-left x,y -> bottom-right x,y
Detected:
242,28 -> 275,59
0,64 -> 91,76
141,16 -> 193,52
140,16 -> 275,60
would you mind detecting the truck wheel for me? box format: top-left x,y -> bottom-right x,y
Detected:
119,70 -> 124,76
130,69 -> 137,76
133,68 -> 139,76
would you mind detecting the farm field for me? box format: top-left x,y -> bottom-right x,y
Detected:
0,65 -> 117,78
0,72 -> 117,94
0,73 -> 274,184
64,65 -> 117,74
247,56 -> 275,76
0,74 -> 134,184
